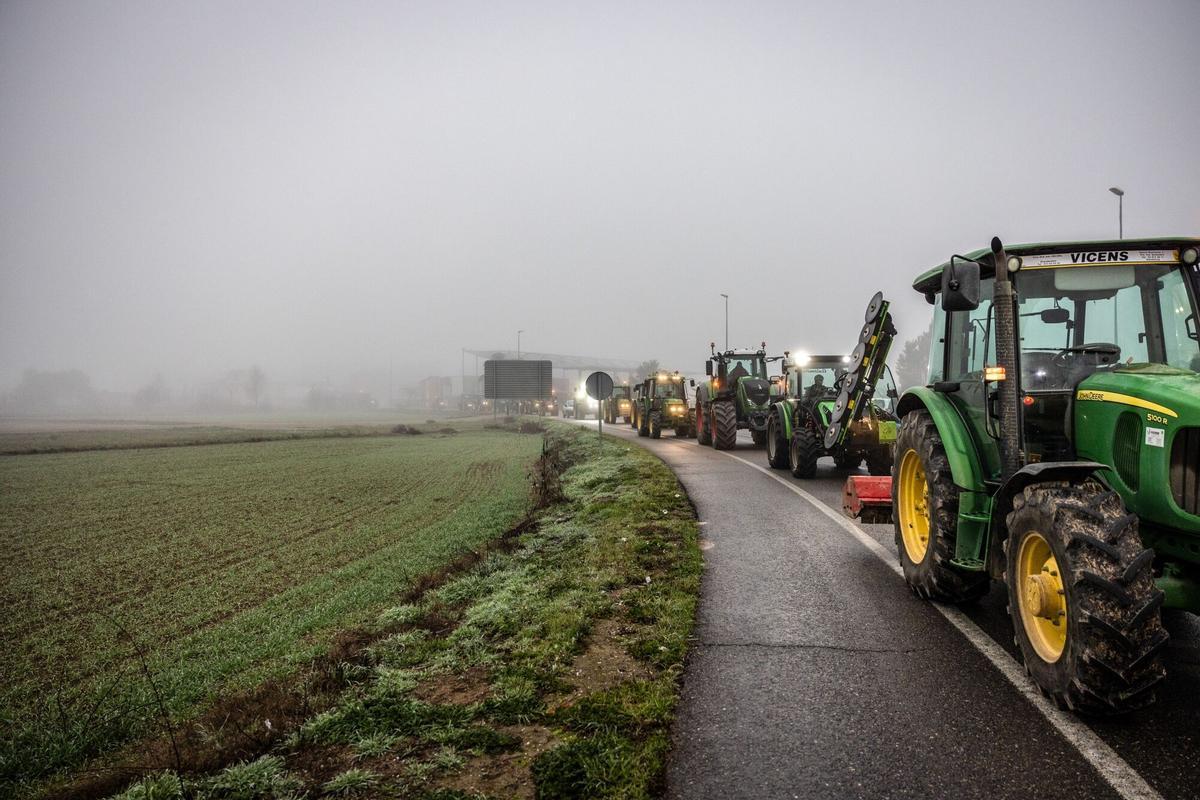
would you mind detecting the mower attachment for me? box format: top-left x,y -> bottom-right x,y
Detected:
843,475 -> 893,524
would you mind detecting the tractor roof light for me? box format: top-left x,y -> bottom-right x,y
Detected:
1007,255 -> 1023,273
984,365 -> 1007,382
1183,247 -> 1199,266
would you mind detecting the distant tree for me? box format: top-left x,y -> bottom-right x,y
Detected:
11,368 -> 96,412
246,365 -> 266,408
893,328 -> 932,391
636,359 -> 660,377
134,373 -> 169,409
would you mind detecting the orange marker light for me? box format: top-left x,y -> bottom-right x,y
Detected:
984,366 -> 1007,382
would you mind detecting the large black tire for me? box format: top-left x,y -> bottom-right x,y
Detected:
1004,482 -> 1166,714
892,410 -> 989,602
766,411 -> 790,469
649,410 -> 663,439
789,427 -> 822,479
675,426 -> 689,438
637,408 -> 649,437
750,429 -> 767,447
630,409 -> 638,430
696,403 -> 712,445
712,400 -> 738,450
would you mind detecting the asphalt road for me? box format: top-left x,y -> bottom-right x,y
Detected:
571,417 -> 1200,800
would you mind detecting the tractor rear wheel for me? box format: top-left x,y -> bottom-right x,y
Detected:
650,410 -> 663,439
695,403 -> 711,445
712,400 -> 738,450
766,412 -> 790,469
1004,482 -> 1166,714
750,429 -> 767,446
892,410 -> 989,602
789,427 -> 822,478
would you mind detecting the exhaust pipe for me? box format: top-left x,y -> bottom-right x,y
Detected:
990,237 -> 1024,481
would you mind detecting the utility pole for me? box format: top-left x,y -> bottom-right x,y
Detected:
517,329 -> 524,359
720,294 -> 729,350
1109,186 -> 1125,239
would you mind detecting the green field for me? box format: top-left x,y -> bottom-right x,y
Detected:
0,427 -> 544,792
101,424 -> 702,800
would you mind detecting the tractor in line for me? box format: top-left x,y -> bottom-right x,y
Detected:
846,237 -> 1200,715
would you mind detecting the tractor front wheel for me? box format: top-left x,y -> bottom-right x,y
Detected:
766,412 -> 790,469
750,429 -> 767,447
650,411 -> 663,439
696,403 -> 712,445
637,409 -> 649,437
789,427 -> 821,479
892,410 -> 989,602
1005,482 -> 1166,714
712,400 -> 738,450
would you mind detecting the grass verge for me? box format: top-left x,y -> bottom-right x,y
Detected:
94,423 -> 701,799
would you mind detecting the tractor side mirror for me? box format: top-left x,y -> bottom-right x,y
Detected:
705,361 -> 713,376
1187,313 -> 1198,341
1041,307 -> 1070,324
941,258 -> 981,311
887,387 -> 899,399
689,379 -> 695,387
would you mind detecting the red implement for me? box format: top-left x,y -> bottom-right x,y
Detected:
843,475 -> 893,524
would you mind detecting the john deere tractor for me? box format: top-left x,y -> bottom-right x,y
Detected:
765,293 -> 899,478
849,236 -> 1200,715
632,372 -> 695,439
695,344 -> 781,449
603,384 -> 633,424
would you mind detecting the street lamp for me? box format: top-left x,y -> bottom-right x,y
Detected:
1109,186 -> 1124,239
517,330 -> 524,359
720,293 -> 729,350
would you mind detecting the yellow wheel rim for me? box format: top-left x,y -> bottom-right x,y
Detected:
897,449 -> 931,563
1016,531 -> 1067,663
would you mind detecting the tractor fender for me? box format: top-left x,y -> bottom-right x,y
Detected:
770,399 -> 796,439
896,388 -> 989,495
985,461 -> 1109,577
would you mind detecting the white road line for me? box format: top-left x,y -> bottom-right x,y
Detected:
712,448 -> 1163,800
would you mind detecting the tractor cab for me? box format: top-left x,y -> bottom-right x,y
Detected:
913,240 -> 1200,488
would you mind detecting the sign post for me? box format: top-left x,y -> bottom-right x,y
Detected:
585,371 -> 614,438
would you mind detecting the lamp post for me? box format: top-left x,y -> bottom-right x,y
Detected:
517,330 -> 524,359
720,293 -> 729,350
1109,186 -> 1124,239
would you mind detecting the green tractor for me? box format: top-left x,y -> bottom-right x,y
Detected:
850,236 -> 1200,715
602,384 -> 633,424
766,293 -> 899,478
631,372 -> 695,439
695,343 -> 781,449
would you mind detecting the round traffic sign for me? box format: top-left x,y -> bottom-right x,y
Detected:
585,371 -> 614,400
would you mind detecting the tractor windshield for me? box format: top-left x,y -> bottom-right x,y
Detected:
723,356 -> 767,380
800,366 -> 844,402
949,262 -> 1200,391
654,379 -> 683,398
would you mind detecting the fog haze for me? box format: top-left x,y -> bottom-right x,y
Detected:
3,0 -> 1198,405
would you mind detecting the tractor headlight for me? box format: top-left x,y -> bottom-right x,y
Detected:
1182,247 -> 1199,266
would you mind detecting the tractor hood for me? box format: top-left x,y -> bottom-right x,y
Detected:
738,378 -> 771,408
1074,365 -> 1200,536
1076,365 -> 1200,421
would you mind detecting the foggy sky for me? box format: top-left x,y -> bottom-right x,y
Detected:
3,0 -> 1198,395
